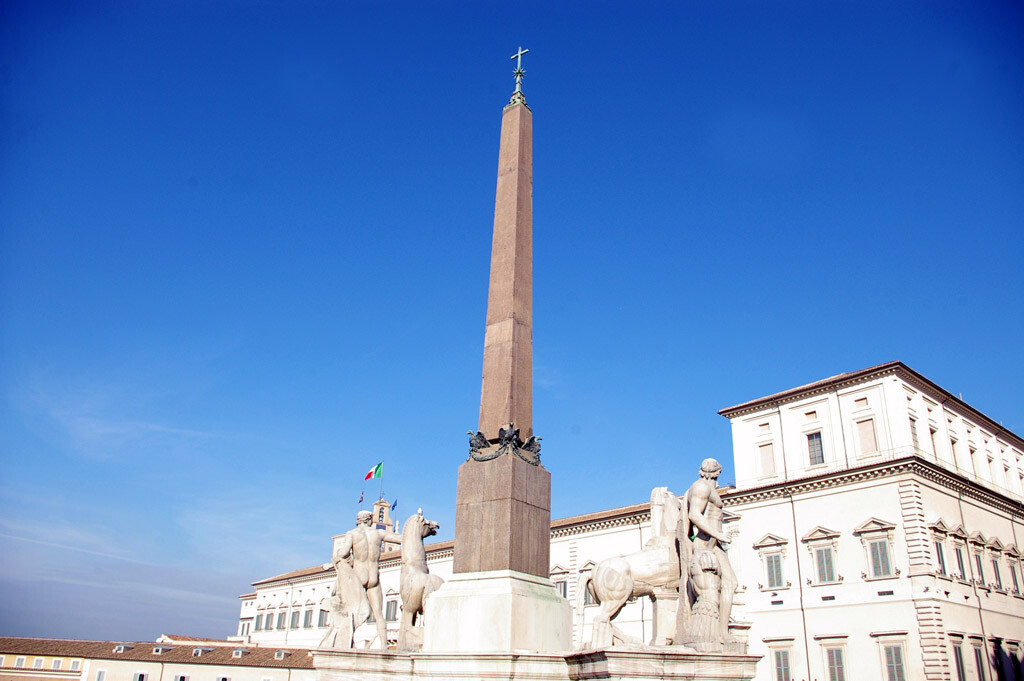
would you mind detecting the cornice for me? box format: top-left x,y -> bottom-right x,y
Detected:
550,511 -> 651,538
719,362 -> 902,418
724,455 -> 1024,520
719,362 -> 1024,450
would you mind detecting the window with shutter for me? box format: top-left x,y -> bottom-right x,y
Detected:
991,559 -> 1002,588
773,650 -> 790,681
952,643 -> 966,681
955,546 -> 966,578
807,432 -> 824,466
973,646 -> 988,681
870,539 -> 892,577
826,647 -> 846,681
815,547 -> 835,583
934,541 -> 946,575
766,553 -> 784,588
974,554 -> 985,583
884,645 -> 906,681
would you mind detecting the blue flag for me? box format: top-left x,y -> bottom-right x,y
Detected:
390,499 -> 398,511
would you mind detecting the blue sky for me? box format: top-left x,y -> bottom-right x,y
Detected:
1,1 -> 1022,640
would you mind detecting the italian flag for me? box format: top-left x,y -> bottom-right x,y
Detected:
364,462 -> 383,480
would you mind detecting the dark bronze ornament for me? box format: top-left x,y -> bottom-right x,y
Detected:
466,423 -> 541,465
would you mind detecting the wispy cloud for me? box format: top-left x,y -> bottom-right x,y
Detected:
0,532 -> 152,565
14,371 -> 223,461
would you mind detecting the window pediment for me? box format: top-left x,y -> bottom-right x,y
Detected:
928,518 -> 950,535
550,563 -> 570,575
968,531 -> 986,546
722,510 -> 741,523
853,518 -> 897,535
753,533 -> 789,549
579,560 -> 598,571
986,537 -> 1004,551
948,524 -> 967,539
802,526 -> 840,542
1005,544 -> 1020,558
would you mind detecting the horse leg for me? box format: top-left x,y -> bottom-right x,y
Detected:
592,592 -> 628,649
397,607 -> 415,651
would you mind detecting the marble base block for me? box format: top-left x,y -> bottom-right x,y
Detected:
313,647 -> 760,681
422,569 -> 571,652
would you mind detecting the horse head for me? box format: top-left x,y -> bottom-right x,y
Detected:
403,509 -> 440,541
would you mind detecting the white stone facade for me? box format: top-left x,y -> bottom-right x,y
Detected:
237,362 -> 1024,681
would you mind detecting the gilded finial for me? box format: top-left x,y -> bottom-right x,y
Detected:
509,46 -> 529,106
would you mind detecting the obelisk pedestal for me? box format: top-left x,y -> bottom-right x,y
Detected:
423,62 -> 571,653
423,454 -> 570,652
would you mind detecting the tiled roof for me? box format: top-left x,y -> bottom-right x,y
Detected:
718,361 -> 904,415
156,634 -> 231,644
0,638 -> 313,669
251,564 -> 330,586
717,361 -> 1024,447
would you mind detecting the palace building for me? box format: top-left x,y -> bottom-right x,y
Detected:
232,361 -> 1024,681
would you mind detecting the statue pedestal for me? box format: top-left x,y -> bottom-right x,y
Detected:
651,587 -> 679,646
422,569 -> 571,652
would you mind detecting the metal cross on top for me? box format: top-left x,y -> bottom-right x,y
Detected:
510,46 -> 529,95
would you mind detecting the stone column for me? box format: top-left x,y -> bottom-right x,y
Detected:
423,95 -> 570,654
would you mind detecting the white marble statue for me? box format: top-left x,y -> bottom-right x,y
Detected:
319,509 -> 402,650
576,486 -> 683,648
396,509 -> 445,651
675,458 -> 740,653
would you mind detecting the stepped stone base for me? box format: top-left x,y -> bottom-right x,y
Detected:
314,647 -> 760,681
421,569 -> 571,653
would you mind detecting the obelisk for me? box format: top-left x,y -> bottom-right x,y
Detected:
422,48 -> 571,653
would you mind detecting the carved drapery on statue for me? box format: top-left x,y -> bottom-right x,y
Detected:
466,423 -> 542,465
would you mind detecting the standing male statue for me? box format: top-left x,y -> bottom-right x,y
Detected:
320,509 -> 403,650
675,458 -> 739,652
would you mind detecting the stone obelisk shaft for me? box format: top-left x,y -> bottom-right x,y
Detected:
478,101 -> 533,440
453,99 -> 549,578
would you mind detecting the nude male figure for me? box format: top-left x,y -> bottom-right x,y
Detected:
680,458 -> 738,646
331,510 -> 403,649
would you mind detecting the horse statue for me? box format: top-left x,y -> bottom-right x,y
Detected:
397,509 -> 445,651
576,487 -> 682,648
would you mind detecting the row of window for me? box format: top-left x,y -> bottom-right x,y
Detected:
756,417 -> 880,478
770,635 -> 1022,681
911,410 -> 1024,495
2,657 -> 81,670
94,670 -> 288,681
950,637 -> 1023,681
253,601 -> 400,632
933,535 -> 1022,594
756,522 -> 899,591
253,609 -> 326,632
770,639 -> 907,681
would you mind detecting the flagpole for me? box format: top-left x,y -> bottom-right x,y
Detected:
379,461 -> 384,501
